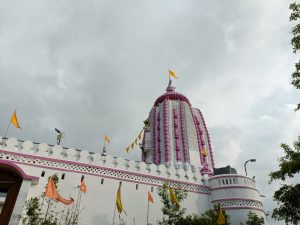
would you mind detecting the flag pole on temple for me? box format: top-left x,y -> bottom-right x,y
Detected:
146,191 -> 154,225
4,109 -> 21,138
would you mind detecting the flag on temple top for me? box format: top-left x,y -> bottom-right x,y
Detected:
10,110 -> 21,129
104,134 -> 110,144
125,146 -> 130,153
168,69 -> 178,79
80,178 -> 87,193
148,191 -> 154,203
201,148 -> 207,157
44,176 -> 74,205
116,182 -> 123,214
169,187 -> 179,210
216,205 -> 226,225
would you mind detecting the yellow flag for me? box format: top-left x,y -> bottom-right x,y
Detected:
201,148 -> 207,157
169,187 -> 180,210
125,146 -> 130,153
138,130 -> 143,140
11,110 -> 21,129
216,206 -> 226,225
104,134 -> 110,144
131,142 -> 135,149
116,182 -> 123,214
168,69 -> 178,79
134,138 -> 138,145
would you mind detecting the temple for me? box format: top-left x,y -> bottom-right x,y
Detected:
0,84 -> 268,225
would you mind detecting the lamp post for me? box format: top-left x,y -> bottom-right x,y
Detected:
244,159 -> 256,176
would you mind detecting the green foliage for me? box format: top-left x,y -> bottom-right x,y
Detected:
240,211 -> 264,225
290,2 -> 300,110
176,207 -> 230,225
157,182 -> 187,225
269,137 -> 300,224
22,197 -> 41,225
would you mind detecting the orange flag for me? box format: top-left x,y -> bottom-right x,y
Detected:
45,176 -> 74,205
148,191 -> 154,203
80,178 -> 87,193
10,110 -> 21,129
45,176 -> 59,199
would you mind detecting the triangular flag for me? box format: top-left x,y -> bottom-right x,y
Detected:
148,191 -> 154,203
10,110 -> 21,129
45,176 -> 74,205
80,178 -> 87,193
168,69 -> 178,79
138,130 -> 143,140
216,205 -> 226,225
169,187 -> 179,210
125,146 -> 130,153
116,182 -> 123,214
45,176 -> 59,199
134,138 -> 138,145
104,134 -> 110,144
131,142 -> 135,149
201,148 -> 207,157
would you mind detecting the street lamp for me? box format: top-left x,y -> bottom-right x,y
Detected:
244,159 -> 256,176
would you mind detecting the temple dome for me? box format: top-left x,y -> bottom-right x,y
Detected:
154,86 -> 191,107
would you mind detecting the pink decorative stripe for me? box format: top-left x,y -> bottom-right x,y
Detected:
0,159 -> 39,181
211,198 -> 263,204
197,109 -> 215,168
163,100 -> 170,163
220,206 -> 265,213
190,107 -> 205,165
141,128 -> 147,162
180,102 -> 188,162
173,109 -> 181,161
209,185 -> 259,192
209,174 -> 255,182
157,112 -> 161,164
152,107 -> 157,164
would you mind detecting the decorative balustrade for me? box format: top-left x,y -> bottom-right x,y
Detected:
209,174 -> 256,190
0,136 -> 209,194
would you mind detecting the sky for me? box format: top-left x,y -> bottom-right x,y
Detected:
0,1 -> 299,224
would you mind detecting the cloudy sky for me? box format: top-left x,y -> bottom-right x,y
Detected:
0,1 -> 298,224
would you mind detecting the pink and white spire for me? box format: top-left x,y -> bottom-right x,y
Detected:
142,84 -> 214,175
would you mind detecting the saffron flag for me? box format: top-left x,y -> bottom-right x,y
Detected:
138,130 -> 143,140
216,206 -> 226,225
169,187 -> 180,210
201,148 -> 207,157
45,176 -> 74,205
148,191 -> 154,203
10,110 -> 21,129
134,138 -> 138,145
104,134 -> 110,144
80,178 -> 87,193
131,142 -> 135,149
168,69 -> 178,79
116,183 -> 123,214
45,176 -> 59,199
125,146 -> 130,153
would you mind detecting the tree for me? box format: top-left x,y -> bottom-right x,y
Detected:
157,182 -> 187,225
290,2 -> 300,110
176,207 -> 230,225
269,137 -> 300,224
240,211 -> 264,225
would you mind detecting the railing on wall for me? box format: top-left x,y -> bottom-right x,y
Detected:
209,175 -> 256,189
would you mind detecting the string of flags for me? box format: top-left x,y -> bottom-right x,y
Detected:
124,129 -> 144,153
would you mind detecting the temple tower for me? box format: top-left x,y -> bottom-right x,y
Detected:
142,83 -> 215,175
